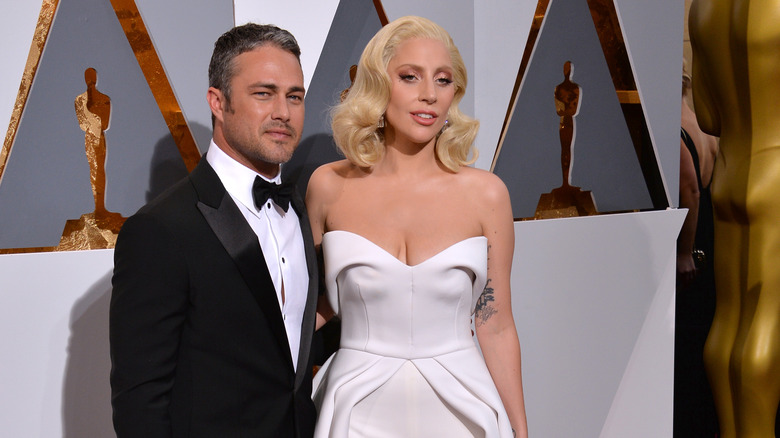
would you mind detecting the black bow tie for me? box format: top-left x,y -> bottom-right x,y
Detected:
252,176 -> 294,213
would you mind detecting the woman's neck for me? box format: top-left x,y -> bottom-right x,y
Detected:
376,138 -> 441,177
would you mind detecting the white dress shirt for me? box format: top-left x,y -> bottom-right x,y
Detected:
206,140 -> 308,371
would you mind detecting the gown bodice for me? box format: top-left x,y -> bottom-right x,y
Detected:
323,230 -> 487,359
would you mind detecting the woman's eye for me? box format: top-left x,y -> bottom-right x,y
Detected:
436,77 -> 453,85
400,74 -> 418,82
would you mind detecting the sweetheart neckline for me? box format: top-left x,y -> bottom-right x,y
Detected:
323,230 -> 486,268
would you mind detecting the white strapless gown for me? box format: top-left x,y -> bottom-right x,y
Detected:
312,230 -> 513,437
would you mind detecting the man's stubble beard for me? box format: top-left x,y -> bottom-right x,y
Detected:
223,122 -> 300,166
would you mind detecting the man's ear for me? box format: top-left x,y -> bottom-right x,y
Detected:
207,87 -> 226,122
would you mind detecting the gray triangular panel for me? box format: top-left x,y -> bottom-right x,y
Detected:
494,0 -> 652,219
0,0 -> 187,248
283,0 -> 382,193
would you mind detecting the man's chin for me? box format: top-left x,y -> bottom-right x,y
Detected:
271,144 -> 298,163
263,151 -> 295,165
250,142 -> 296,164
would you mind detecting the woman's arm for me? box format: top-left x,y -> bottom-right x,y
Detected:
474,173 -> 528,437
306,165 -> 336,330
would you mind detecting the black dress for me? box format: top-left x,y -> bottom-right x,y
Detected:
673,127 -> 718,437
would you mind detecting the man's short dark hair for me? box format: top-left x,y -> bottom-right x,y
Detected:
208,23 -> 301,105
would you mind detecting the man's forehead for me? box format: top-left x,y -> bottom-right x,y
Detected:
233,46 -> 304,85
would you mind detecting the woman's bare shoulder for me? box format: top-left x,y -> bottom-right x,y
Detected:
450,167 -> 514,246
456,166 -> 510,204
307,160 -> 366,200
309,160 -> 349,185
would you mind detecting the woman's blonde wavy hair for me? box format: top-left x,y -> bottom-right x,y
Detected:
331,16 -> 479,172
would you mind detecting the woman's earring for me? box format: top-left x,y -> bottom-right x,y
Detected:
439,119 -> 449,134
377,115 -> 385,128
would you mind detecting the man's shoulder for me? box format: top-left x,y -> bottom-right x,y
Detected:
115,174 -> 208,255
133,158 -> 222,214
119,159 -> 225,237
136,175 -> 197,218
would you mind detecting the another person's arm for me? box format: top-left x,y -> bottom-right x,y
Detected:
110,214 -> 188,438
474,173 -> 528,438
677,141 -> 700,288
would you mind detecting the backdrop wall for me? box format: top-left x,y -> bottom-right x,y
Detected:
0,1 -> 682,436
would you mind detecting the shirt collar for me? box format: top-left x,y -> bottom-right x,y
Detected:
206,140 -> 282,212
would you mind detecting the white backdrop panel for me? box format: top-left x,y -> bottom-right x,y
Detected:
234,0 -> 340,92
0,1 -> 42,158
513,209 -> 684,437
0,250 -> 114,438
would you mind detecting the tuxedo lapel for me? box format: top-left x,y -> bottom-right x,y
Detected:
291,190 -> 318,390
190,160 -> 293,368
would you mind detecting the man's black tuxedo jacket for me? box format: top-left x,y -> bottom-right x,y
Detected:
110,159 -> 318,438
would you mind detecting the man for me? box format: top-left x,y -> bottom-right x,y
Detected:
110,24 -> 317,437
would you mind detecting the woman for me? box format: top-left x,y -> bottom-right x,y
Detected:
674,70 -> 719,437
307,16 -> 527,437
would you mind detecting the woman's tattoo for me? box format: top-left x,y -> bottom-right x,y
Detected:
475,279 -> 497,325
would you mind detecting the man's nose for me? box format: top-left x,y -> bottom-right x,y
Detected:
271,95 -> 290,121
